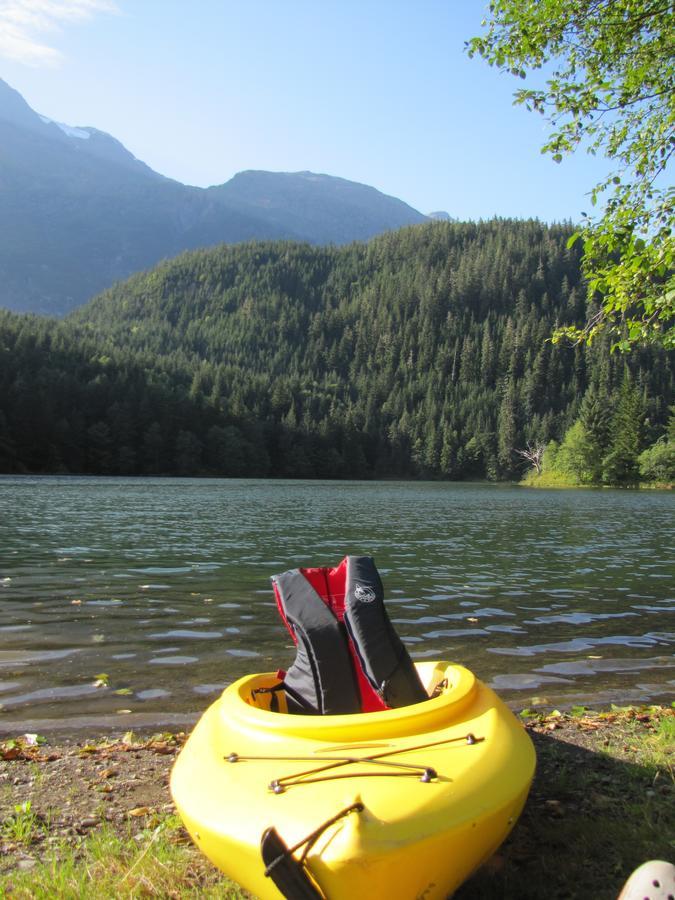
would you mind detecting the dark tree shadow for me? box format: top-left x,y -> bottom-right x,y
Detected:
454,728 -> 674,899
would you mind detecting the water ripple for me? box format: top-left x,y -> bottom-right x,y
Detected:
1,476 -> 672,726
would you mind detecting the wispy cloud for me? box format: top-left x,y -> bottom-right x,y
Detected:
0,0 -> 118,66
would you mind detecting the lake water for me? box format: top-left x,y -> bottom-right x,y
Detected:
0,476 -> 672,735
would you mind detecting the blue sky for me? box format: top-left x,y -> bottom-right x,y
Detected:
0,0 -> 611,222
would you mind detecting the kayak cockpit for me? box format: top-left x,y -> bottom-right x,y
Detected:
227,662 -> 478,742
244,660 -> 454,714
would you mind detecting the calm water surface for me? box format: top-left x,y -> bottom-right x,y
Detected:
0,476 -> 672,734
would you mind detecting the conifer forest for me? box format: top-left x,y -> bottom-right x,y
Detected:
1,221 -> 672,484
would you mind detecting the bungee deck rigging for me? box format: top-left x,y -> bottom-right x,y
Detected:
226,732 -> 484,792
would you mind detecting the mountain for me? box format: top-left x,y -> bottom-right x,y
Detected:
0,78 -> 428,316
213,170 -> 428,244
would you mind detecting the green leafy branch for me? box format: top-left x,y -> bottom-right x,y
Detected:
467,0 -> 675,350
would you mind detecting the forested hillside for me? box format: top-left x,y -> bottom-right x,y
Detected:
1,221 -> 672,480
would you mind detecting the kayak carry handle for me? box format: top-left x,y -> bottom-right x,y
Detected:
261,802 -> 364,899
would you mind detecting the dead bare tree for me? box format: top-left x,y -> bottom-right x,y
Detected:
515,443 -> 546,474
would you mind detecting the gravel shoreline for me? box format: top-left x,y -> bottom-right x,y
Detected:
0,733 -> 185,877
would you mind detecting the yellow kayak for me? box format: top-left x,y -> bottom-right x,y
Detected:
171,661 -> 535,899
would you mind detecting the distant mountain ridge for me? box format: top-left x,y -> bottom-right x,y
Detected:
0,78 -> 428,316
214,170 -> 427,245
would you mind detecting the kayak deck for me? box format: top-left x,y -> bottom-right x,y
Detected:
171,662 -> 535,899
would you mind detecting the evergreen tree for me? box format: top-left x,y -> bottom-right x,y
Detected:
578,389 -> 612,483
497,377 -> 518,478
602,378 -> 645,485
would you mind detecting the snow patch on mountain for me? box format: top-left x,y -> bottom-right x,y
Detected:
39,115 -> 90,140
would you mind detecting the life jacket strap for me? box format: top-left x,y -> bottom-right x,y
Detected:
272,568 -> 361,715
343,556 -> 427,707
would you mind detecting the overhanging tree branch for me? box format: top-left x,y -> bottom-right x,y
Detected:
468,0 -> 675,351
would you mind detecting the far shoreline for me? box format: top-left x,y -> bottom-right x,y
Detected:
1,470 -> 671,491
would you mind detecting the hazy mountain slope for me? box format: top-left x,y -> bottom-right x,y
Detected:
0,79 -> 428,316
213,170 -> 428,243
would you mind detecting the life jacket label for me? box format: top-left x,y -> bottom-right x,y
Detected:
354,583 -> 376,603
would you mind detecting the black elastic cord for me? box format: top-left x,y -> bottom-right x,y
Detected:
252,682 -> 286,713
267,755 -> 437,793
264,802 -> 364,876
227,732 -> 483,791
251,683 -> 285,698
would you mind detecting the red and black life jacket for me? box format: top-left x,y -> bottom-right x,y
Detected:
271,555 -> 427,715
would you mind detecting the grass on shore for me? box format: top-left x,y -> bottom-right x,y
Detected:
2,812 -> 248,899
520,470 -> 672,490
1,705 -> 673,899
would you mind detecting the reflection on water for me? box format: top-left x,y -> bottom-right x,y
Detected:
0,476 -> 672,733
